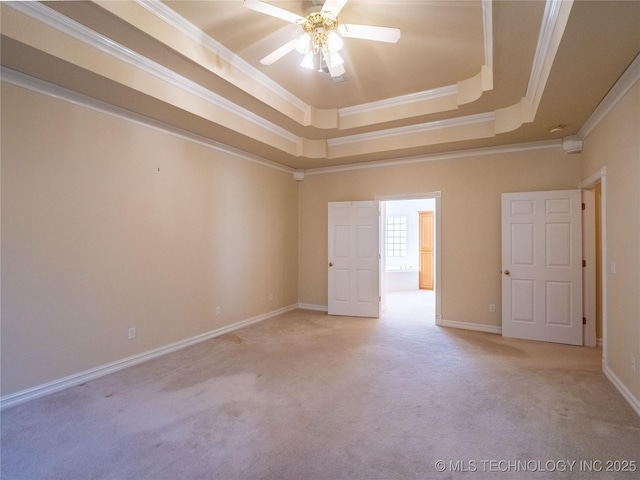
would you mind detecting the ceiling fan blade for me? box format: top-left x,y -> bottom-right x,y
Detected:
243,0 -> 304,24
260,38 -> 298,65
321,0 -> 349,17
338,24 -> 401,43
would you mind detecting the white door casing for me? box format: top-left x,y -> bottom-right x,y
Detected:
501,190 -> 583,345
582,189 -> 597,347
328,201 -> 380,317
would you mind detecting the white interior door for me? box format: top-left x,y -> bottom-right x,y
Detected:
501,190 -> 583,345
328,201 -> 380,317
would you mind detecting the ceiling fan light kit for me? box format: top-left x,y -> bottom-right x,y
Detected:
294,11 -> 344,71
244,0 -> 400,78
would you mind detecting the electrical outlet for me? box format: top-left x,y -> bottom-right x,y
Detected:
632,356 -> 637,373
128,327 -> 136,340
216,306 -> 221,315
269,293 -> 274,301
489,304 -> 496,313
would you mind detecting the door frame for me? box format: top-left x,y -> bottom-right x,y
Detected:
376,191 -> 442,325
580,167 -> 608,366
582,189 -> 597,347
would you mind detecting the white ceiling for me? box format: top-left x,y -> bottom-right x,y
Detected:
2,1 -> 639,170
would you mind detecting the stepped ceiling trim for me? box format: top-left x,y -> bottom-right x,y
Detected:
136,0 -> 496,130
3,0 -> 568,161
329,112 -> 495,146
7,1 -> 299,144
5,0 -> 635,171
307,140 -> 563,176
526,0 -> 573,110
135,0 -> 309,113
2,64 -> 565,179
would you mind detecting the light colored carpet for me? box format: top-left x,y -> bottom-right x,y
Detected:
2,291 -> 639,479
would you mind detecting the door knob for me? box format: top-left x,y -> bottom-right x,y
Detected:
504,270 -> 510,276
329,262 -> 333,267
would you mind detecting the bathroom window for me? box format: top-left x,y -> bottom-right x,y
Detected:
386,216 -> 407,257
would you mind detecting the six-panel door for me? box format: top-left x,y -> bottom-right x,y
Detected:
328,201 -> 380,317
501,190 -> 583,345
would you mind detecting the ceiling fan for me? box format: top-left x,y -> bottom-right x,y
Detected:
244,0 -> 401,78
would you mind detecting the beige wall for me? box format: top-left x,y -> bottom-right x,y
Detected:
1,82 -> 299,396
581,80 -> 640,401
3,74 -> 637,410
298,149 -> 582,325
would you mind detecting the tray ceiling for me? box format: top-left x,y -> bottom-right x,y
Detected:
1,1 -> 639,171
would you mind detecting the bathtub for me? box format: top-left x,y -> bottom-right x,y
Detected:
385,266 -> 419,291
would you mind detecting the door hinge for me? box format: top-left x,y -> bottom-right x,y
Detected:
582,202 -> 586,210
583,260 -> 586,267
583,317 -> 587,325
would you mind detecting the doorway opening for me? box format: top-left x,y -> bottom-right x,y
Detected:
378,193 -> 441,324
581,182 -> 603,348
580,167 -> 607,362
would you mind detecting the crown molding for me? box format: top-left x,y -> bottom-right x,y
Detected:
339,85 -> 458,118
1,64 -> 564,178
124,0 -> 575,151
526,0 -> 574,110
6,1 -> 300,148
579,53 -> 640,140
482,0 -> 493,68
306,140 -> 562,176
135,0 -> 309,114
329,112 -> 495,147
336,0 -> 494,124
0,67 -> 296,175
136,0 -> 494,131
2,0 -> 573,165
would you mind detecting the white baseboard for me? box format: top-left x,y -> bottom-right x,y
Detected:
0,304 -> 298,410
604,365 -> 640,418
298,303 -> 328,312
440,318 -> 502,335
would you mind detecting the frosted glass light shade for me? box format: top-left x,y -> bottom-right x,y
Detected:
300,51 -> 315,69
327,31 -> 343,52
295,34 -> 311,54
